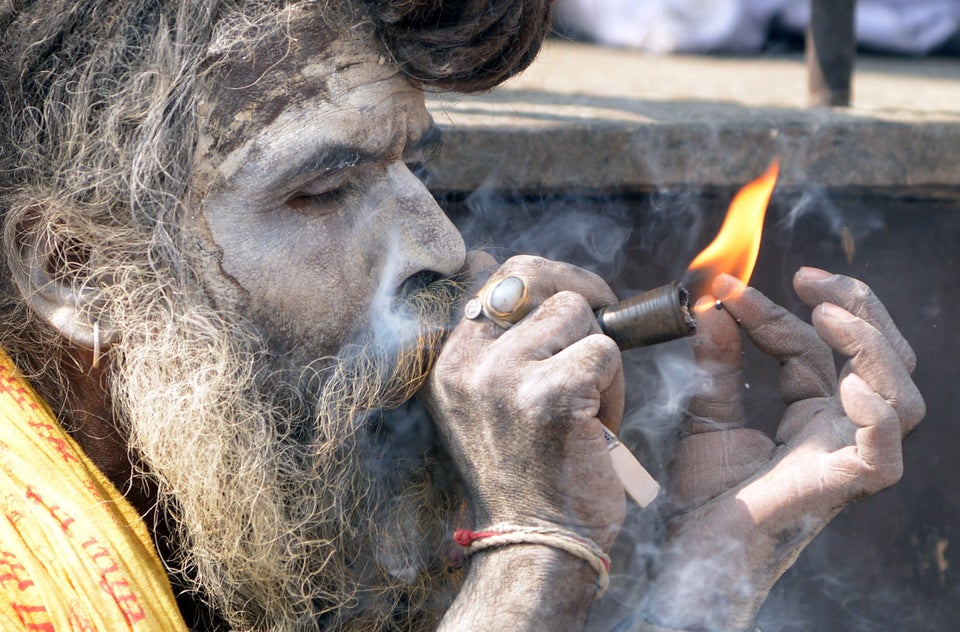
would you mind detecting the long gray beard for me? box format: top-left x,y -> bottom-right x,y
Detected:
108,276 -> 464,631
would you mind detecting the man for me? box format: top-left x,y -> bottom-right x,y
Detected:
0,1 -> 924,630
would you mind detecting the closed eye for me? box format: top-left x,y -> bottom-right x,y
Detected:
286,170 -> 353,211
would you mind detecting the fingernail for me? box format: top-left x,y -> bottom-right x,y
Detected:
818,302 -> 855,322
713,274 -> 745,302
796,266 -> 832,281
841,372 -> 872,395
693,296 -> 716,312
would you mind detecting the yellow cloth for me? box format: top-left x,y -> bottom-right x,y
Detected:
0,351 -> 187,631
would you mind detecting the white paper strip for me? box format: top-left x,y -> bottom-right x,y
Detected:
603,427 -> 660,508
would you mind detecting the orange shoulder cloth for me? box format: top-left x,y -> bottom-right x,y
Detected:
0,351 -> 187,631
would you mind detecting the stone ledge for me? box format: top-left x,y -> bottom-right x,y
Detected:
426,41 -> 960,194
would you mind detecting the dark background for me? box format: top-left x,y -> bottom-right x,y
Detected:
444,185 -> 959,631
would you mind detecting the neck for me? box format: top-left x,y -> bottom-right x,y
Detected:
60,347 -> 228,629
60,349 -> 153,515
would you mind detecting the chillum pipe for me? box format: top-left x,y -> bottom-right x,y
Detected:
595,282 -> 697,350
807,0 -> 857,107
473,277 -> 697,349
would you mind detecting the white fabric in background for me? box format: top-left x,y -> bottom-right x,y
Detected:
553,0 -> 960,54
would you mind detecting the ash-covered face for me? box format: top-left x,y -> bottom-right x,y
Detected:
190,14 -> 466,358
101,14 -> 469,629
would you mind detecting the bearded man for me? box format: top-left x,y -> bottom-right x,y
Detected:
0,1 -> 925,631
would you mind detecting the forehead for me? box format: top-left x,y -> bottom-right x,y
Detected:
195,12 -> 428,184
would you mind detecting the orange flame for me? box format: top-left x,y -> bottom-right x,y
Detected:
686,159 -> 779,301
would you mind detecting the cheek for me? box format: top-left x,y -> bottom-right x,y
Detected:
202,167 -> 463,358
209,206 -> 379,356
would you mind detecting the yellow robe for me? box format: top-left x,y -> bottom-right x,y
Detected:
0,351 -> 187,630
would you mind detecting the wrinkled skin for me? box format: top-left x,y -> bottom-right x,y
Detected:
641,268 -> 924,630
424,257 -> 923,631
191,19 -> 465,360
424,254 -> 626,540
423,254 -> 627,630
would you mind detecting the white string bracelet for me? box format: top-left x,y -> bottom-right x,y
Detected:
453,524 -> 612,596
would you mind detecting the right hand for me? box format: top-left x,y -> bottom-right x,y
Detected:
420,255 -> 627,549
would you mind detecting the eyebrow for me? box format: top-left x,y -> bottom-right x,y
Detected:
273,145 -> 377,191
265,124 -> 443,194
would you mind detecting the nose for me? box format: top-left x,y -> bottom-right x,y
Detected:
378,162 -> 466,281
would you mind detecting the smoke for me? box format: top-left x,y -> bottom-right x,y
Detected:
773,185 -> 887,273
456,187 -> 635,280
452,178 -> 707,476
444,179 -> 936,630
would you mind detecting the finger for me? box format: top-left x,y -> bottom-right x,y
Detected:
542,333 -> 624,432
813,303 -> 926,435
488,255 -> 618,310
775,397 -> 833,445
499,290 -> 602,360
598,362 -> 625,434
454,250 -> 501,324
683,296 -> 745,434
715,274 -> 838,404
838,373 -> 904,491
462,249 -> 498,282
793,267 -> 916,372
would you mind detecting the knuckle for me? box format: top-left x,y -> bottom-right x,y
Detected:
544,291 -> 600,337
502,254 -> 548,276
547,290 -> 592,314
588,332 -> 621,362
845,278 -> 875,315
571,335 -> 622,378
898,389 -> 926,431
539,290 -> 593,324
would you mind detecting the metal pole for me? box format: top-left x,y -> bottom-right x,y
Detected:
807,0 -> 857,107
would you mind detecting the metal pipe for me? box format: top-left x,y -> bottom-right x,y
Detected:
807,0 -> 857,107
595,282 -> 697,350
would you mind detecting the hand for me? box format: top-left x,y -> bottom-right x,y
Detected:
421,254 -> 627,549
643,267 -> 925,631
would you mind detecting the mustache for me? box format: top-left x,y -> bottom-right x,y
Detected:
324,271 -> 466,413
397,270 -> 468,312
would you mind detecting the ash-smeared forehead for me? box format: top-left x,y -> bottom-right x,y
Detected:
198,8 -> 350,159
191,12 -> 428,201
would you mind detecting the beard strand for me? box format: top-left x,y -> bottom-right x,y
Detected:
108,274 -> 466,630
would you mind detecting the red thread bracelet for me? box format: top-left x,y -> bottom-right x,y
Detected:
453,524 -> 612,594
454,529 -> 504,547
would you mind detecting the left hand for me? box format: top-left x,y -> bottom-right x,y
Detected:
642,267 -> 925,631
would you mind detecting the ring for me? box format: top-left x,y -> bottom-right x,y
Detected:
464,276 -> 532,328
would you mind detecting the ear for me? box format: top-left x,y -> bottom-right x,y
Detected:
6,216 -> 118,355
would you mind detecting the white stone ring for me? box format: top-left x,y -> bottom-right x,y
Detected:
464,276 -> 532,329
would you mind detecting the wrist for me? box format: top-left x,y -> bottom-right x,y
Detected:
643,510 -> 772,631
440,542 -> 601,631
469,495 -> 624,553
454,524 -> 611,595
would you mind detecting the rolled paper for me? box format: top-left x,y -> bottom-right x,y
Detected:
603,427 -> 660,508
